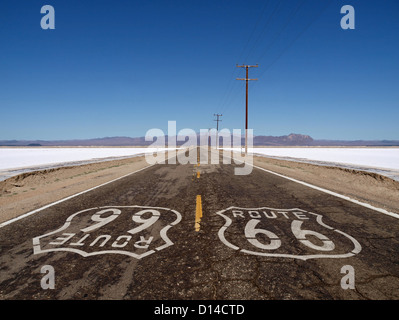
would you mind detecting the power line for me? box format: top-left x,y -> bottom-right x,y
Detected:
254,0 -> 306,64
242,0 -> 284,63
256,0 -> 334,80
236,0 -> 272,64
218,0 -> 332,138
217,0 -> 272,117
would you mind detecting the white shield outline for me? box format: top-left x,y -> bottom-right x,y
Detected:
32,205 -> 182,259
216,206 -> 362,261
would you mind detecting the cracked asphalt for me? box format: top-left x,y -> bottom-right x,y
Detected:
0,148 -> 399,300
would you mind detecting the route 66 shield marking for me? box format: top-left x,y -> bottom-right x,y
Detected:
216,206 -> 361,260
32,206 -> 181,259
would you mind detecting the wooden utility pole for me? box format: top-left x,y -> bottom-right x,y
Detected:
214,113 -> 222,131
214,113 -> 222,149
236,64 -> 258,153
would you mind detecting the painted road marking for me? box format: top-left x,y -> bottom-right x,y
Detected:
32,205 -> 182,259
197,171 -> 200,179
195,195 -> 202,232
216,206 -> 362,260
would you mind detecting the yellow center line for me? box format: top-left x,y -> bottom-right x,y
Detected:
195,195 -> 202,232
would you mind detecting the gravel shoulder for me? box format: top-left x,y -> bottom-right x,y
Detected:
253,155 -> 399,214
0,155 -> 150,224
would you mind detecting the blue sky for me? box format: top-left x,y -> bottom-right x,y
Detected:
0,0 -> 398,140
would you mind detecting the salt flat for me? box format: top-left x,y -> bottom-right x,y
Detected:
0,147 -> 164,171
225,147 -> 399,181
0,147 -> 164,181
251,147 -> 399,170
1,146 -> 399,182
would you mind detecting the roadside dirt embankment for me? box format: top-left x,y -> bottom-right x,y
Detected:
0,155 -> 150,224
253,156 -> 399,214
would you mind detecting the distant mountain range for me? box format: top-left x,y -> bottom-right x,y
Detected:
1,134 -> 399,147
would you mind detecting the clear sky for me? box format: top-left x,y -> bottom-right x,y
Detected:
0,0 -> 398,140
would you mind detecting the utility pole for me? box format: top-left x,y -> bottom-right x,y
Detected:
214,113 -> 222,149
236,64 -> 258,154
214,113 -> 222,131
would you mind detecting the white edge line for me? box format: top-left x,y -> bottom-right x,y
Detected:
215,150 -> 399,220
252,164 -> 399,220
0,163 -> 155,229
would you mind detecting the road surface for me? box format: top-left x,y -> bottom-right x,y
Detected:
0,148 -> 398,300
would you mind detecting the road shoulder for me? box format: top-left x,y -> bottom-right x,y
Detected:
253,156 -> 399,214
0,156 -> 150,224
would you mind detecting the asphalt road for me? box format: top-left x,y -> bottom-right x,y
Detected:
1,148 -> 399,300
